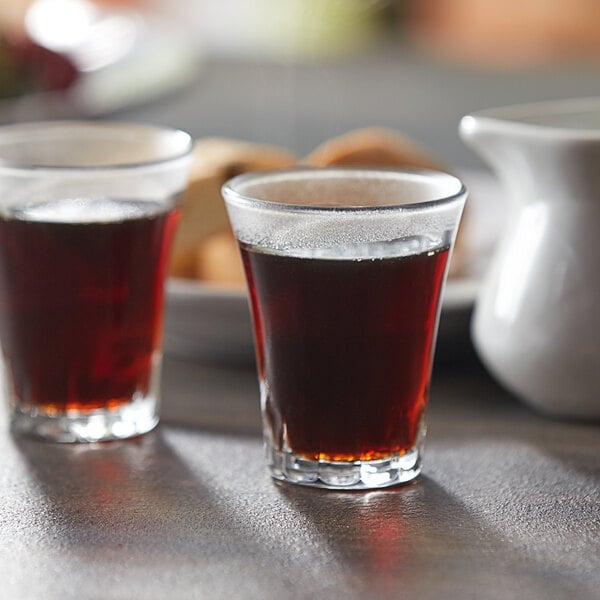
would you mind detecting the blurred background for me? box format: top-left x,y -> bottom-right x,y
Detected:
2,0 -> 600,168
4,0 -> 600,362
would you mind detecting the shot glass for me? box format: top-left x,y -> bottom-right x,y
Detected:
0,121 -> 193,442
223,167 -> 466,489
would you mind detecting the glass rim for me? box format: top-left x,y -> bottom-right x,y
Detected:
222,166 -> 467,214
0,120 -> 194,172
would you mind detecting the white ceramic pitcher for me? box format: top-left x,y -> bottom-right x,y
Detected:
460,98 -> 600,419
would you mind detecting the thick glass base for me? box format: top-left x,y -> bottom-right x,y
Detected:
267,441 -> 423,490
10,394 -> 159,443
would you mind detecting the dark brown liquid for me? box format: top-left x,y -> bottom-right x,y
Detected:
242,244 -> 449,462
0,198 -> 180,413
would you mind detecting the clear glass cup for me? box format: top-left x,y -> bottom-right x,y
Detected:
222,167 -> 466,489
0,121 -> 193,442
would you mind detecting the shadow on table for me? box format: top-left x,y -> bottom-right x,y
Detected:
12,430 -> 263,561
275,476 -> 585,599
428,367 -> 600,480
160,351 -> 600,483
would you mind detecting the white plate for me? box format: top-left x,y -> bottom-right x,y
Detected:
164,170 -> 506,364
165,279 -> 255,365
164,276 -> 482,365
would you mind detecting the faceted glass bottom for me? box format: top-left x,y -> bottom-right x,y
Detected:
266,439 -> 423,490
10,394 -> 159,442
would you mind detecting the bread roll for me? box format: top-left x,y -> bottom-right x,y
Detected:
172,129 -> 469,283
304,128 -> 467,277
170,138 -> 295,278
194,230 -> 246,287
303,127 -> 445,171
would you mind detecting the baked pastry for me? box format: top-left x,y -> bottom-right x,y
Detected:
193,230 -> 246,287
169,137 -> 295,278
171,129 -> 468,283
303,127 -> 445,171
304,127 -> 467,276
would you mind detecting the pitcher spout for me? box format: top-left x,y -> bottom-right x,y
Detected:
460,98 -> 600,204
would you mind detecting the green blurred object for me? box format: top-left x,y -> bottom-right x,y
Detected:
0,40 -> 29,100
0,35 -> 78,100
249,0 -> 391,60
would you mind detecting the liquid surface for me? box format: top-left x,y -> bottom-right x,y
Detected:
242,242 -> 449,462
0,197 -> 180,412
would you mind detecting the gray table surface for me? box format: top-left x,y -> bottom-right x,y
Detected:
1,355 -> 598,600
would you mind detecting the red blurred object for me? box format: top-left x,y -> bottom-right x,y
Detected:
7,36 -> 79,91
3,35 -> 79,94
